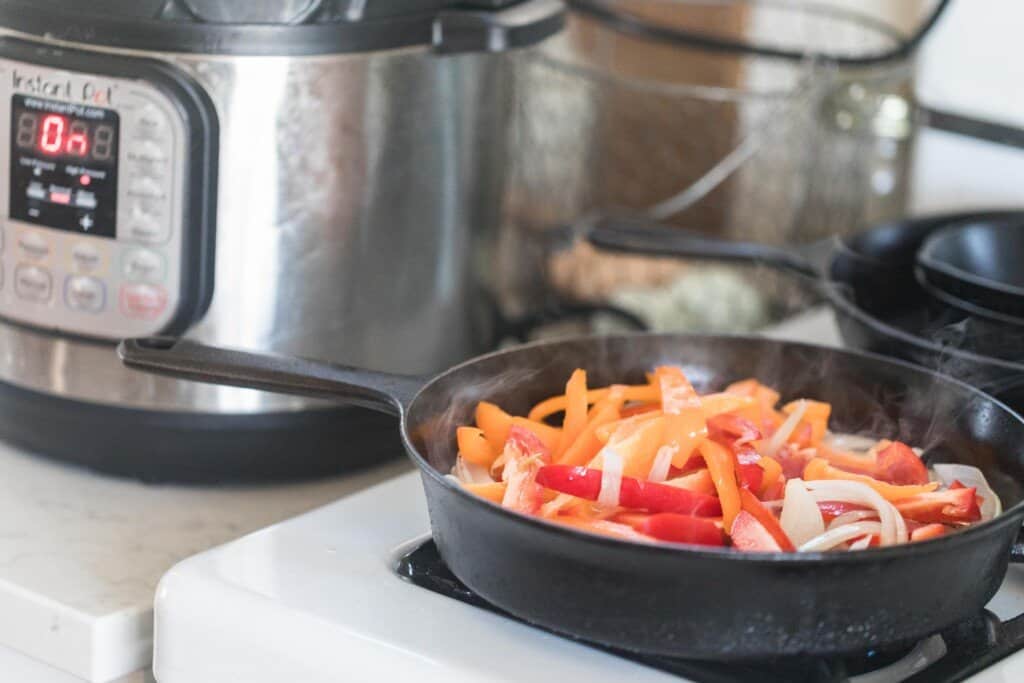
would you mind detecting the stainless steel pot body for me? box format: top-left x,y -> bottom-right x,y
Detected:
0,31 -> 513,414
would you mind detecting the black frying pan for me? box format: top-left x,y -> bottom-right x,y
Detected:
118,334 -> 1024,659
916,217 -> 1024,326
582,210 -> 1024,409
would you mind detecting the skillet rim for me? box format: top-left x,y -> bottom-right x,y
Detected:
917,221 -> 1024,298
400,332 -> 1024,564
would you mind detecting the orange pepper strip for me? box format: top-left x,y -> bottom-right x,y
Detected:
475,401 -> 513,454
756,454 -> 783,498
528,384 -> 658,422
663,468 -> 716,496
738,488 -> 795,551
783,399 -> 831,445
456,426 -> 495,466
655,367 -> 708,468
604,416 -> 667,479
698,439 -> 742,530
815,441 -> 877,475
557,389 -> 625,467
595,410 -> 663,443
461,481 -> 507,504
511,418 -> 561,454
554,369 -> 588,459
699,393 -> 756,418
803,458 -> 938,501
728,379 -> 783,433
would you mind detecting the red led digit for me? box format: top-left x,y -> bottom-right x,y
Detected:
66,133 -> 89,156
39,114 -> 66,154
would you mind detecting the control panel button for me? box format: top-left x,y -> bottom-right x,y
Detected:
64,276 -> 106,313
127,141 -> 168,164
135,105 -> 167,139
127,176 -> 167,201
120,283 -> 168,319
17,231 -> 50,260
122,248 -> 166,283
70,241 -> 105,273
126,205 -> 168,244
14,264 -> 52,302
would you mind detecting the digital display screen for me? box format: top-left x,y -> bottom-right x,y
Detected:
9,95 -> 119,238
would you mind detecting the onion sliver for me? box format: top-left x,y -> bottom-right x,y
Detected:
648,445 -> 678,483
849,535 -> 873,551
597,447 -> 624,507
828,510 -> 879,530
800,522 -> 883,552
454,456 -> 493,484
805,480 -> 907,546
932,464 -> 1002,521
823,432 -> 878,452
761,400 -> 807,458
780,479 -> 825,546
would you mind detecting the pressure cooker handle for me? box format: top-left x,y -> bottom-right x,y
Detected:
581,214 -> 820,279
117,338 -> 425,417
433,0 -> 565,53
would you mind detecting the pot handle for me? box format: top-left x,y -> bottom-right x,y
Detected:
1010,526 -> 1024,563
581,214 -> 820,279
117,338 -> 424,417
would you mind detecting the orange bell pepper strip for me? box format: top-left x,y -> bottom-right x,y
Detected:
815,441 -> 877,475
738,488 -> 795,551
755,452 -> 783,498
557,388 -> 625,467
663,468 -> 716,496
528,384 -> 658,422
620,403 -> 661,418
595,410 -> 663,443
475,401 -> 513,454
803,458 -> 938,501
727,378 -> 782,431
783,399 -> 831,445
655,366 -> 709,468
699,393 -> 756,418
461,481 -> 507,504
698,439 -> 742,530
554,369 -> 588,459
603,415 -> 667,478
456,426 -> 494,466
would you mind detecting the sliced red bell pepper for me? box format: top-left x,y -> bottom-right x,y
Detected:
774,445 -> 808,480
738,488 -> 795,551
735,448 -> 765,492
894,486 -> 980,524
707,413 -> 761,451
730,510 -> 782,552
816,500 -> 871,524
618,512 -> 724,546
535,465 -> 722,516
910,523 -> 947,542
874,441 -> 929,486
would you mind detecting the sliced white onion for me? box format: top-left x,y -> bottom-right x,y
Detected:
647,445 -> 678,483
540,492 -> 576,518
805,480 -> 908,546
597,447 -> 624,507
823,432 -> 878,452
453,456 -> 494,484
761,400 -> 808,459
848,535 -> 874,551
932,464 -> 1003,521
799,521 -> 883,552
828,510 -> 879,530
780,479 -> 825,547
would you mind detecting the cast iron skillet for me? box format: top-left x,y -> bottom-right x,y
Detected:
916,217 -> 1024,326
582,210 -> 1024,409
119,334 -> 1024,660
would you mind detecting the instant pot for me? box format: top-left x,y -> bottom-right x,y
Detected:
0,0 -> 564,480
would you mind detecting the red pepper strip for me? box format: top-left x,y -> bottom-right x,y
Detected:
910,523 -> 947,542
707,413 -> 761,451
738,488 -> 796,551
535,465 -> 722,516
735,449 -> 765,492
816,500 -> 871,524
894,487 -> 980,524
874,441 -> 929,485
617,512 -> 724,546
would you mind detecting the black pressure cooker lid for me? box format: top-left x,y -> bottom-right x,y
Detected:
0,0 -> 565,55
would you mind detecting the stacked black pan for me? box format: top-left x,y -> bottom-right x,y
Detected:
585,209 -> 1024,412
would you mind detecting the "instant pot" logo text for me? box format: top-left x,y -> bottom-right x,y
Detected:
11,70 -> 113,106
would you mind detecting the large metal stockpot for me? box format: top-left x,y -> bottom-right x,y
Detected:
0,0 -> 563,480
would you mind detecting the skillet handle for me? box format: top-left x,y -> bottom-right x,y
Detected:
1010,526 -> 1024,563
117,338 -> 424,417
582,214 -> 820,279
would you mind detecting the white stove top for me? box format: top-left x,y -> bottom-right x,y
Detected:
0,445 -> 410,682
149,310 -> 1024,683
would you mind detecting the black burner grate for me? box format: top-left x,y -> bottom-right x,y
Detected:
395,539 -> 1024,683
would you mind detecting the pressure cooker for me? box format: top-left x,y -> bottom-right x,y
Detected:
0,0 -> 564,480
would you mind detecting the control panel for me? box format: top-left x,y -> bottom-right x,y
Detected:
0,39 -> 217,340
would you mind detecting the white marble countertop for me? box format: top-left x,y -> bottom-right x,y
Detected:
0,442 -> 410,682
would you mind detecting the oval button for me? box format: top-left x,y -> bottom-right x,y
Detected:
14,264 -> 52,302
120,283 -> 168,319
126,206 -> 168,244
65,276 -> 106,313
122,248 -> 166,283
17,231 -> 50,261
71,242 -> 105,273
